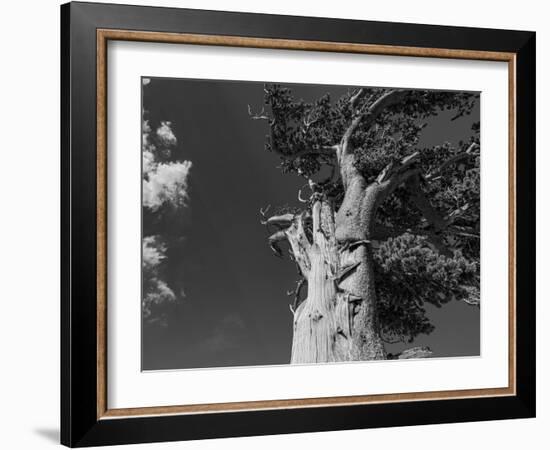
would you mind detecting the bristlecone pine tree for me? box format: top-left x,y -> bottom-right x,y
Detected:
251,85 -> 480,364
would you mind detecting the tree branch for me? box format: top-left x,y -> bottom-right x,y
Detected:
444,203 -> 472,226
287,213 -> 313,276
287,278 -> 307,312
370,211 -> 477,243
404,174 -> 455,257
425,142 -> 479,181
365,152 -> 423,209
462,297 -> 480,307
377,151 -> 421,185
247,104 -> 270,121
341,89 -> 407,155
406,175 -> 447,232
367,139 -> 479,247
349,88 -> 367,108
333,261 -> 361,283
267,230 -> 287,257
263,211 -> 313,276
448,224 -> 479,239
286,145 -> 339,160
388,346 -> 433,360
263,213 -> 295,227
249,101 -> 337,162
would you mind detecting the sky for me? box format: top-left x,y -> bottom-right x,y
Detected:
141,77 -> 480,370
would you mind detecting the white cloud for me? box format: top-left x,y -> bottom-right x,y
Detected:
142,78 -> 151,86
142,119 -> 192,211
142,149 -> 155,175
141,115 -> 192,324
142,120 -> 152,146
142,235 -> 166,269
156,121 -> 177,146
142,278 -> 177,323
142,236 -> 176,324
143,160 -> 192,211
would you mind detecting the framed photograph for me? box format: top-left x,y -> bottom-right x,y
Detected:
61,2 -> 535,447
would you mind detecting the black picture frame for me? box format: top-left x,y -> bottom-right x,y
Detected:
61,1 -> 535,447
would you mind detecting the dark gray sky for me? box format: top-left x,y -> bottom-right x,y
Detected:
142,77 -> 480,370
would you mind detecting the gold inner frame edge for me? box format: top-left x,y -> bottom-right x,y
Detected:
95,29 -> 517,420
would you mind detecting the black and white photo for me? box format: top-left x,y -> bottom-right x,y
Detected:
60,4 -> 535,445
141,78 -> 481,370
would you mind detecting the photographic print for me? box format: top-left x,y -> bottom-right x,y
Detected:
63,8 -> 535,444
141,77 -> 480,370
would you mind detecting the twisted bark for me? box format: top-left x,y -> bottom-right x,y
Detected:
260,89 -> 466,364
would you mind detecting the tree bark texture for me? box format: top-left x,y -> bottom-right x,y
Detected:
289,151 -> 386,364
266,90 -> 450,364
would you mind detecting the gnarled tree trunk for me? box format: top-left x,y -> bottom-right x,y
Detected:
288,148 -> 387,364
288,197 -> 386,363
262,89 -> 444,364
